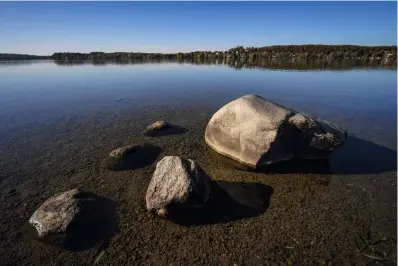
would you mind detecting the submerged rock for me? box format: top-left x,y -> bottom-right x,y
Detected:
205,94 -> 347,168
147,120 -> 169,131
28,189 -> 116,250
106,144 -> 142,170
145,123 -> 188,137
146,156 -> 211,217
106,144 -> 162,170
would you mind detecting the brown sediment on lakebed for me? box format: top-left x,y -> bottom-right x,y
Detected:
0,104 -> 396,265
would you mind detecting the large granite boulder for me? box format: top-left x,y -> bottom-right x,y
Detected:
146,156 -> 211,217
205,95 -> 347,168
28,189 -> 116,250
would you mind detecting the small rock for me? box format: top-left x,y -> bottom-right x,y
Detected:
106,144 -> 141,170
28,189 -> 116,250
147,121 -> 169,131
109,144 -> 140,158
146,156 -> 211,217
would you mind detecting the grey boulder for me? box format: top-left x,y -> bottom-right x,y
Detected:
29,189 -> 116,250
205,94 -> 347,168
146,156 -> 211,217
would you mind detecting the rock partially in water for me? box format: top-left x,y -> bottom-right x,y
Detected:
205,94 -> 347,168
146,156 -> 211,217
147,120 -> 169,131
28,189 -> 117,250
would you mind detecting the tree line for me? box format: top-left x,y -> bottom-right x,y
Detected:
0,53 -> 50,60
52,52 -> 176,61
1,45 -> 396,62
51,45 -> 397,61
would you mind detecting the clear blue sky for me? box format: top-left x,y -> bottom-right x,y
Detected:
0,2 -> 396,55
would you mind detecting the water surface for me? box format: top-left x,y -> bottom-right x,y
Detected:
0,60 -> 396,265
0,60 -> 396,147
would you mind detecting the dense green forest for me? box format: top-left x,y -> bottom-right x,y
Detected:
0,53 -> 50,60
51,45 -> 397,62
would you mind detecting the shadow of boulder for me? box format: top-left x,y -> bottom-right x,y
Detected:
207,135 -> 396,175
208,146 -> 331,174
144,125 -> 188,137
167,180 -> 273,226
25,192 -> 118,252
105,144 -> 162,171
254,158 -> 331,174
329,135 -> 397,175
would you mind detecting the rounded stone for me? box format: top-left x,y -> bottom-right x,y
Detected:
147,121 -> 169,131
146,156 -> 211,217
28,189 -> 116,250
106,144 -> 141,170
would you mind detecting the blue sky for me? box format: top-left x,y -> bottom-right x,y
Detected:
0,2 -> 396,55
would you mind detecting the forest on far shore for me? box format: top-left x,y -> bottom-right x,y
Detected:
0,53 -> 50,60
51,45 -> 397,61
1,45 -> 397,62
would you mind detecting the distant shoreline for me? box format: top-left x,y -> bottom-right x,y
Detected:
1,45 -> 396,62
0,54 -> 50,60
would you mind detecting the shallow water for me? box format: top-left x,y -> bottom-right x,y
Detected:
0,60 -> 396,147
0,60 -> 396,265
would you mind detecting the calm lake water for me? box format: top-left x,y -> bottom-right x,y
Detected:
0,60 -> 396,148
0,60 -> 397,265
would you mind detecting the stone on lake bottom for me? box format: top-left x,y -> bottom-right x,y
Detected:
146,156 -> 211,217
28,189 -> 116,250
106,144 -> 141,170
147,120 -> 169,131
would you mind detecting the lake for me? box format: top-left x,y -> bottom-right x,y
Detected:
0,60 -> 396,265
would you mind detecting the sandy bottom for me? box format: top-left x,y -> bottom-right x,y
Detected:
0,104 -> 396,265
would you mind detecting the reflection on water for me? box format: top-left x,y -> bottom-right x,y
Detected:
53,59 -> 171,67
52,58 -> 397,71
0,60 -> 52,66
0,59 -> 396,152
